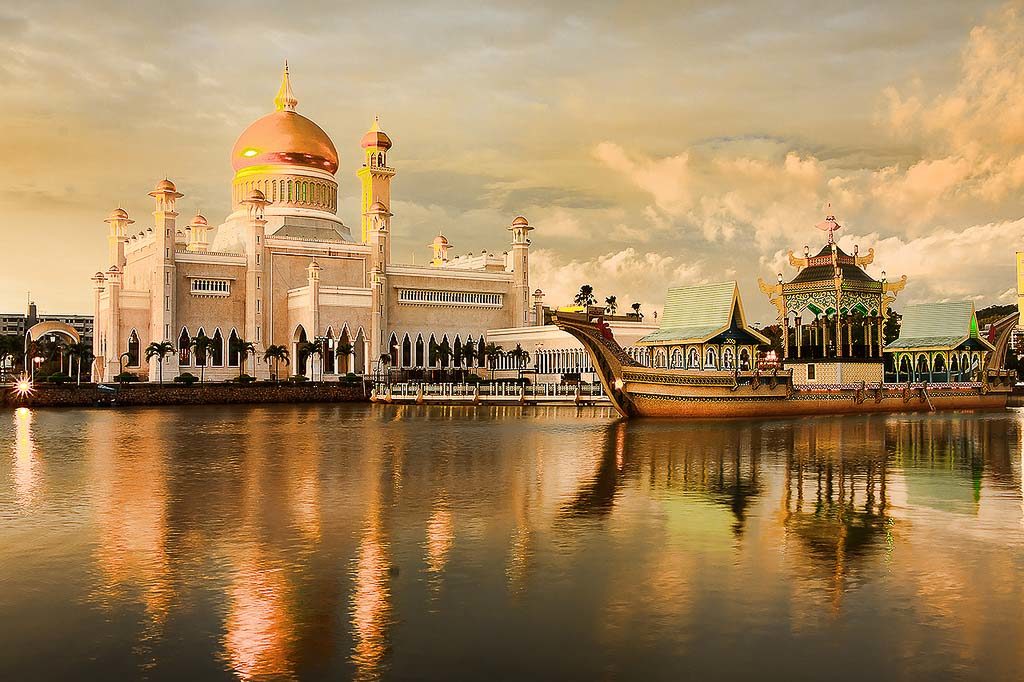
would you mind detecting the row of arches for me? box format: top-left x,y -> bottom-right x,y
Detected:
386,333 -> 485,369
292,325 -> 368,376
888,351 -> 984,384
652,345 -> 754,371
176,327 -> 244,367
233,177 -> 337,211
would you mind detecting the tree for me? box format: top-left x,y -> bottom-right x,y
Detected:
300,340 -> 322,382
483,343 -> 504,380
604,295 -> 618,315
631,302 -> 644,321
230,337 -> 257,378
461,340 -> 477,368
0,335 -> 22,381
263,344 -> 290,381
883,309 -> 902,346
66,342 -> 94,386
190,333 -> 214,383
336,341 -> 354,374
574,284 -> 596,308
145,341 -> 175,385
507,344 -> 531,379
437,339 -> 452,369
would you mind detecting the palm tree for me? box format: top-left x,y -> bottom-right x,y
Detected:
336,341 -> 354,374
461,341 -> 476,368
483,342 -> 504,380
230,337 -> 258,378
604,295 -> 618,315
0,334 -> 20,381
145,341 -> 175,385
263,344 -> 290,381
508,344 -> 531,380
574,284 -> 596,309
68,341 -> 95,386
190,333 -> 213,383
299,340 -> 321,381
631,302 -> 644,321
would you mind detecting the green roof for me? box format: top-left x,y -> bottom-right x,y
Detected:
637,281 -> 768,346
885,301 -> 992,351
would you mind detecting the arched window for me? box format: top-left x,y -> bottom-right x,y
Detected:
294,326 -> 308,375
127,330 -> 140,367
687,347 -> 700,369
323,329 -> 335,374
287,180 -> 293,202
723,348 -> 735,369
211,329 -> 224,367
739,349 -> 751,371
416,335 -> 425,367
670,348 -> 683,368
453,337 -> 463,368
378,153 -> 384,167
401,335 -> 412,367
178,328 -> 191,366
228,329 -> 240,367
705,347 -> 718,369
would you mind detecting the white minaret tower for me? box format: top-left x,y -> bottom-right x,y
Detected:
241,190 -> 270,360
508,216 -> 534,328
429,233 -> 452,267
357,117 -> 395,243
149,179 -> 181,353
104,207 -> 133,271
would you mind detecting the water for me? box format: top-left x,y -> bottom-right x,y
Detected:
2,404 -> 1023,681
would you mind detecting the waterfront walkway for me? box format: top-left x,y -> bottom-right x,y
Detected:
371,382 -> 609,405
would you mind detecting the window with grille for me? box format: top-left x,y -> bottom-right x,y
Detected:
190,279 -> 230,296
398,289 -> 502,307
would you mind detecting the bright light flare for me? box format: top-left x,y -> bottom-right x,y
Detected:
242,148 -> 259,157
13,378 -> 33,398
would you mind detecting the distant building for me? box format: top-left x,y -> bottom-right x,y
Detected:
0,301 -> 93,345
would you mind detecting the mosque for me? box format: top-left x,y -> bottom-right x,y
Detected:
90,66 -> 537,382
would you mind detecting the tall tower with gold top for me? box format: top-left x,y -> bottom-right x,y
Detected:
357,117 -> 395,243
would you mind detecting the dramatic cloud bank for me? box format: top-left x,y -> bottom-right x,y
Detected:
0,0 -> 1020,321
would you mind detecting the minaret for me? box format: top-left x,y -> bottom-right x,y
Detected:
187,213 -> 210,252
429,233 -> 452,267
104,208 -> 133,270
105,264 -> 122,380
307,258 -> 322,348
357,116 -> 395,243
365,200 -> 392,366
365,200 -> 392,271
91,272 -> 106,381
149,179 -> 182,349
508,216 -> 534,328
242,190 -> 270,359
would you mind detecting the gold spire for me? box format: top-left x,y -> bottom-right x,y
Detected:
274,60 -> 298,112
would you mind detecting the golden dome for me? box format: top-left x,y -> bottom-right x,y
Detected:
360,116 -> 392,151
432,233 -> 450,246
368,200 -> 389,213
511,216 -> 530,227
232,65 -> 339,175
105,207 -> 132,223
191,213 -> 208,226
156,178 -> 176,192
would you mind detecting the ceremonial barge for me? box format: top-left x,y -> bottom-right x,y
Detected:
553,216 -> 1017,419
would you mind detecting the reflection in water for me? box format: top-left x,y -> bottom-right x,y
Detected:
1,405 -> 1023,680
12,407 -> 37,508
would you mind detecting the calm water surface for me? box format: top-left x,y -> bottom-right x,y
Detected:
2,404 -> 1023,681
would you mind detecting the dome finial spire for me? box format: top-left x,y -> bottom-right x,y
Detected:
274,60 -> 298,112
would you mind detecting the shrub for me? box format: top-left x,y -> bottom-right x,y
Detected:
173,372 -> 198,385
234,374 -> 257,384
288,374 -> 309,383
339,372 -> 361,385
47,372 -> 72,384
465,374 -> 483,384
114,372 -> 139,383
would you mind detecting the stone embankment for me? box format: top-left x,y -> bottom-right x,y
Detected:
2,382 -> 368,408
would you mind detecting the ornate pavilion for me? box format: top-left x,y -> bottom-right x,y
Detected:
759,214 -> 906,384
883,302 -> 992,383
635,281 -> 767,370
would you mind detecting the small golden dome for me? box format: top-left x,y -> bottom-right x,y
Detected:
432,233 -> 450,245
156,178 -> 176,192
246,189 -> 267,202
368,200 -> 388,213
360,116 -> 392,151
511,216 -> 530,227
105,207 -> 132,223
191,214 -> 208,226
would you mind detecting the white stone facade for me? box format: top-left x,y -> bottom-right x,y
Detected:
90,68 -> 535,382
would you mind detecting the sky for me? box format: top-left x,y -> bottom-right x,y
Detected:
1,0 -> 1023,323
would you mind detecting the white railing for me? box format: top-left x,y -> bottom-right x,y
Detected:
378,382 -> 607,401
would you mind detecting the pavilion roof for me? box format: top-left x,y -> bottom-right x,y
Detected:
637,281 -> 769,346
789,244 -> 876,285
884,301 -> 994,352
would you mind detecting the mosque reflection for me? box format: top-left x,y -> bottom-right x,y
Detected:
20,405 -> 1014,680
